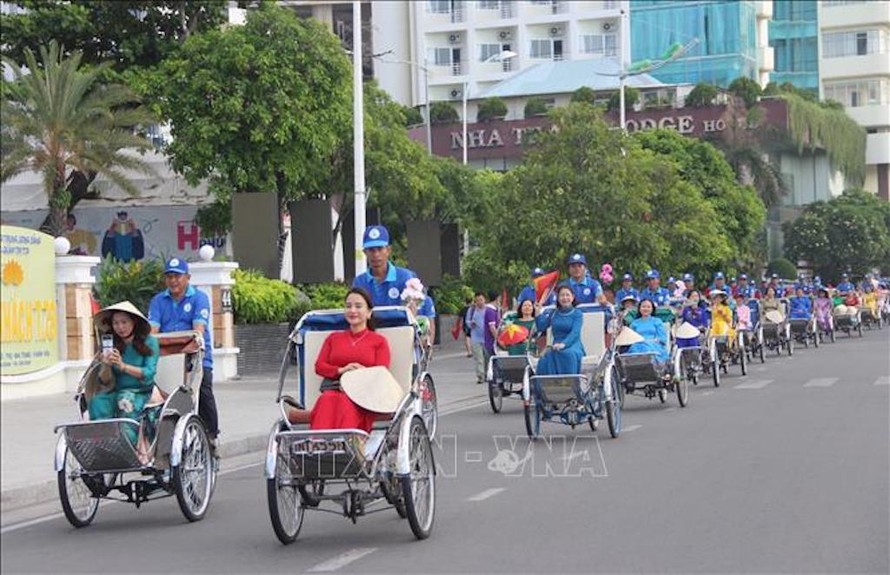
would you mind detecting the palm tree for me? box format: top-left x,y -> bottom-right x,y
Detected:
2,41 -> 156,236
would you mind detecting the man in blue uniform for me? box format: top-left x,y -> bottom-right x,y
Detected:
148,258 -> 219,444
682,272 -> 695,295
614,273 -> 639,304
836,273 -> 855,295
517,267 -> 555,306
566,253 -> 607,305
733,273 -> 759,299
352,225 -> 419,305
639,269 -> 671,307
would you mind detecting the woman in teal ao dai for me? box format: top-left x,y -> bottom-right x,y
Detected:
627,299 -> 670,363
89,302 -> 160,446
535,285 -> 586,375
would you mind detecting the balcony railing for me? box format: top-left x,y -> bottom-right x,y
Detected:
502,59 -> 514,72
500,1 -> 515,18
452,62 -> 463,75
452,2 -> 465,22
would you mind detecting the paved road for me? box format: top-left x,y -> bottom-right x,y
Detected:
2,330 -> 888,574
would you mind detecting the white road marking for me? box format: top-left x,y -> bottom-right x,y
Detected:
804,377 -> 838,388
734,379 -> 774,390
621,424 -> 643,432
467,487 -> 506,502
308,548 -> 378,572
440,400 -> 490,416
701,391 -> 715,397
875,376 -> 890,386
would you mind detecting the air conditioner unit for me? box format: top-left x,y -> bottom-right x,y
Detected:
450,88 -> 463,99
549,26 -> 563,37
498,31 -> 512,41
448,33 -> 461,43
602,22 -> 614,32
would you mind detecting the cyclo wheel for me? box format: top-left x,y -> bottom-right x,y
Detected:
268,453 -> 304,544
523,402 -> 541,440
419,374 -> 438,440
58,446 -> 99,528
400,416 -> 435,540
739,344 -> 748,376
172,416 -> 213,522
676,375 -> 689,407
711,359 -> 720,387
488,377 -> 503,414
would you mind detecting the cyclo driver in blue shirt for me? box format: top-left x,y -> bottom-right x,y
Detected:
639,269 -> 671,308
565,253 -> 608,306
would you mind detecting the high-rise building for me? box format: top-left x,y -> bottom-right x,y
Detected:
769,0 -> 820,92
629,0 -> 774,87
820,0 -> 890,200
373,0 -> 632,115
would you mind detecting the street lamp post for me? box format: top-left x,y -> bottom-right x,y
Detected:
462,50 -> 517,166
353,0 -> 366,276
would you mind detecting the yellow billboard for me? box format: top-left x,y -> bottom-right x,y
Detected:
1,226 -> 58,375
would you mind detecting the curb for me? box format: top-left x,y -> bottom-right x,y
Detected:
0,391 -> 486,513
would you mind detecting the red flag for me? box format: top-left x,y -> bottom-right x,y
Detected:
89,292 -> 102,315
534,270 -> 560,304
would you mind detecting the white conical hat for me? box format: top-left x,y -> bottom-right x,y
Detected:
340,366 -> 405,414
93,301 -> 149,331
765,310 -> 785,324
676,322 -> 701,339
615,327 -> 644,346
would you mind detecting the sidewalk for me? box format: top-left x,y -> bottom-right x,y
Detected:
0,337 -> 483,514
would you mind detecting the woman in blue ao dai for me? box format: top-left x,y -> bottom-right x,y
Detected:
628,299 -> 670,363
535,285 -> 586,375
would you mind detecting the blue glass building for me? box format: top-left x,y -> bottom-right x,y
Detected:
630,0 -> 759,87
768,0 -> 819,92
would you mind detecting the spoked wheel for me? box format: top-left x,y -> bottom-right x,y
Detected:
172,417 -> 213,522
658,388 -> 667,403
711,360 -> 720,387
400,417 -> 435,540
606,379 -> 624,439
813,330 -> 820,348
524,402 -> 541,440
419,374 -> 438,440
676,377 -> 689,407
381,473 -> 407,518
58,447 -> 100,528
739,347 -> 748,376
267,454 -> 304,544
857,323 -> 863,337
830,329 -> 836,343
759,342 -> 766,363
787,337 -> 794,356
488,379 -> 503,414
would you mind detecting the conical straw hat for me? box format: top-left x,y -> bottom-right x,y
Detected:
765,310 -> 785,324
340,366 -> 405,414
93,301 -> 149,332
676,322 -> 701,339
615,327 -> 644,346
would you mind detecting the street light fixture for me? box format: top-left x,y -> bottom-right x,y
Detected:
463,50 -> 517,166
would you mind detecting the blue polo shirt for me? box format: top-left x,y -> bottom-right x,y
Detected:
352,262 -> 417,307
640,286 -> 671,308
148,285 -> 213,368
568,276 -> 603,304
517,285 -> 555,306
614,287 -> 639,303
836,281 -> 854,293
419,295 -> 436,318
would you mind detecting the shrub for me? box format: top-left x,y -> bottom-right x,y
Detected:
402,104 -> 425,127
430,101 -> 459,124
434,274 -> 474,315
300,282 -> 351,310
476,97 -> 508,122
606,87 -> 639,112
94,256 -> 165,313
232,269 -> 303,324
684,82 -> 719,108
767,257 -> 798,280
570,86 -> 597,105
523,97 -> 549,118
728,76 -> 762,108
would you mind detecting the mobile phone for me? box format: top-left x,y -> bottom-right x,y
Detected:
101,334 -> 114,355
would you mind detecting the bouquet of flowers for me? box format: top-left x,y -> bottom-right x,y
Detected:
401,278 -> 430,335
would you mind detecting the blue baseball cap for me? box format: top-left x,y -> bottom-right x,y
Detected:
622,273 -> 633,282
841,272 -> 849,278
567,253 -> 587,265
682,273 -> 694,282
362,225 -> 390,249
532,267 -> 545,277
646,269 -> 660,280
739,273 -> 748,280
667,276 -> 676,284
164,257 -> 189,275
714,271 -> 725,280
771,273 -> 779,279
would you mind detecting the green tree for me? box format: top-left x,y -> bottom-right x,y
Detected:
401,104 -> 425,127
1,1 -> 227,78
476,97 -> 508,122
430,101 -> 459,124
607,87 -> 639,112
570,86 -> 597,105
783,189 -> 890,279
633,129 -> 766,271
523,97 -> 549,118
2,41 -> 156,236
146,4 -> 351,201
728,76 -> 762,108
684,82 -> 719,107
463,105 -> 736,291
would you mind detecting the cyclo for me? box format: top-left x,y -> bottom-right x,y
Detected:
742,298 -> 767,364
486,310 -> 537,414
54,330 -> 216,527
614,304 -> 690,405
522,304 -> 623,439
266,306 -> 437,544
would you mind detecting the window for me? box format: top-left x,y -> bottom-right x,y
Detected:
603,1 -> 618,9
581,33 -> 617,56
429,0 -> 451,13
824,79 -> 890,107
479,43 -> 501,61
822,30 -> 885,58
430,47 -> 454,66
530,38 -> 553,59
477,0 -> 499,8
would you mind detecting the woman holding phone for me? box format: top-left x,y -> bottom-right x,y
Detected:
90,301 -> 160,449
